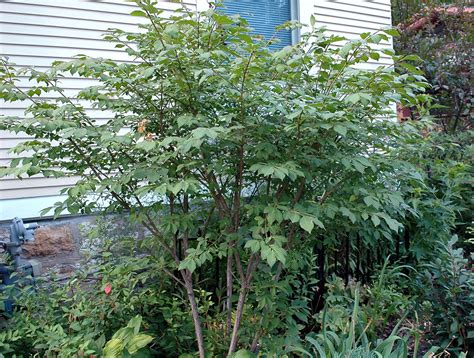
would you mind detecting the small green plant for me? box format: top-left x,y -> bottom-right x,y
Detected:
317,259 -> 413,341
417,236 -> 474,354
364,258 -> 413,335
0,231 -> 197,357
103,315 -> 153,357
289,287 -> 439,358
291,287 -> 407,357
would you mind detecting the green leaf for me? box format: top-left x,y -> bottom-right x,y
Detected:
371,214 -> 381,227
399,62 -> 423,75
271,245 -> 287,264
334,124 -> 347,137
265,206 -> 283,225
340,207 -> 356,224
164,24 -> 179,38
300,216 -> 314,233
369,52 -> 380,61
142,67 -> 155,78
284,211 -> 301,224
230,349 -> 255,358
178,258 -> 197,273
383,28 -> 400,37
313,217 -> 325,230
244,240 -> 260,253
382,216 -> 402,232
363,196 -> 381,209
127,334 -> 154,354
103,338 -> 125,357
345,93 -> 360,104
130,10 -> 147,17
136,140 -> 156,151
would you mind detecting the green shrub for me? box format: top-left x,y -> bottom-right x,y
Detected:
0,0 -> 447,356
0,233 -> 197,357
416,236 -> 474,353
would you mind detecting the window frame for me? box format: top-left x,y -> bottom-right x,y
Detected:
196,0 -> 301,46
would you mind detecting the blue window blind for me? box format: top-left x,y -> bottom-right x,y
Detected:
220,0 -> 292,49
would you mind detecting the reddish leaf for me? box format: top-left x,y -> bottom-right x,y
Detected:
104,283 -> 112,296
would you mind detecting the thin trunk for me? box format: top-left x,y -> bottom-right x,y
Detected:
250,225 -> 296,352
226,144 -> 244,338
181,194 -> 205,357
225,251 -> 233,337
395,235 -> 400,261
183,275 -> 206,358
404,227 -> 410,261
364,247 -> 370,284
377,243 -> 382,266
228,255 -> 259,355
314,241 -> 326,312
250,323 -> 262,353
228,285 -> 248,355
356,234 -> 361,281
214,256 -> 220,299
344,236 -> 349,286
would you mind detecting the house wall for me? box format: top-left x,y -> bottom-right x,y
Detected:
0,0 -> 393,220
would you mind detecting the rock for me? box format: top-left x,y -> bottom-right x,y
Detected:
23,226 -> 75,257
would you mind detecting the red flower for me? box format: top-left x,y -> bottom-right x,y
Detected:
104,283 -> 112,296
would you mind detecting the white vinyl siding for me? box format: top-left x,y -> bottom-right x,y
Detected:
312,0 -> 393,70
0,0 -> 392,220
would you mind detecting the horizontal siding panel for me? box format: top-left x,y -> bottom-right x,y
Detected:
4,0 -> 144,14
2,0 -> 197,12
0,185 -> 73,199
323,29 -> 391,46
2,98 -> 101,110
0,138 -> 28,149
0,23 -> 116,40
0,33 -> 131,53
0,130 -> 30,140
4,0 -> 139,13
317,22 -> 391,39
102,0 -> 196,7
13,76 -> 118,86
314,7 -> 390,25
3,55 -> 135,67
0,159 -> 15,166
1,107 -> 117,118
315,0 -> 391,13
314,13 -> 388,31
0,12 -> 142,32
1,44 -> 136,62
0,4 -> 149,25
0,176 -> 78,190
313,0 -> 393,75
0,0 -> 140,209
0,149 -> 33,160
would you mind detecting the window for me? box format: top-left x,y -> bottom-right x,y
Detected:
220,0 -> 297,49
